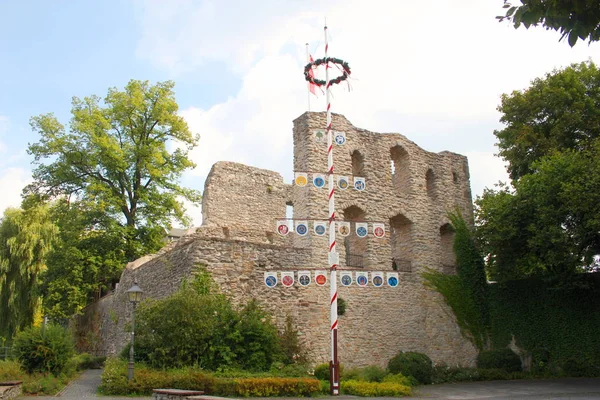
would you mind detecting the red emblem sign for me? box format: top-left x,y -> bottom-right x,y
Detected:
315,274 -> 327,286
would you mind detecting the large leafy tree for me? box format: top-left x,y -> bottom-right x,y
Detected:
0,205 -> 57,339
27,80 -> 200,259
41,199 -> 129,320
477,61 -> 600,282
495,61 -> 600,181
499,0 -> 600,46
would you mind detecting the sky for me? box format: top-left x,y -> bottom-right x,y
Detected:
1,0 -> 599,227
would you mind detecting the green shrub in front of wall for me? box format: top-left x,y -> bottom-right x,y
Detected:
477,349 -> 521,372
387,351 -> 433,384
488,276 -> 600,372
341,380 -> 411,397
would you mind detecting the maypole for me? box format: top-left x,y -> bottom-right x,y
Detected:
324,24 -> 340,396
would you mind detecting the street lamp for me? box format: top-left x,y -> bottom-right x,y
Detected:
127,281 -> 143,382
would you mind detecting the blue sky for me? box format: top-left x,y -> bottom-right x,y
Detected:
1,0 -> 600,226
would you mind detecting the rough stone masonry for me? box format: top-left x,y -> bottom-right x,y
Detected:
94,111 -> 478,367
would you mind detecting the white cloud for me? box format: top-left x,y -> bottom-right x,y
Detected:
0,167 -> 31,214
138,1 -> 600,226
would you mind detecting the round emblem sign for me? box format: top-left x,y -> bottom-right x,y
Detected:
356,275 -> 368,287
315,274 -> 327,286
354,180 -> 365,191
373,275 -> 383,287
338,178 -> 348,190
278,224 -> 289,235
356,226 -> 368,237
282,275 -> 294,287
313,177 -> 325,188
341,274 -> 352,286
295,175 -> 307,186
388,276 -> 399,287
334,134 -> 346,145
265,275 -> 277,287
299,274 -> 311,286
296,224 -> 308,235
374,226 -> 385,238
315,224 -> 326,235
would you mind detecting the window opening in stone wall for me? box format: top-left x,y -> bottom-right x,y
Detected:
286,202 -> 294,230
390,213 -> 413,272
343,205 -> 367,268
440,223 -> 456,274
426,168 -> 437,200
351,150 -> 365,176
452,171 -> 459,184
222,227 -> 230,239
390,145 -> 410,193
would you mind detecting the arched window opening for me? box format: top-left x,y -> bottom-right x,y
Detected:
426,169 -> 437,200
390,145 -> 410,193
351,150 -> 365,176
286,202 -> 294,230
440,223 -> 456,274
390,213 -> 413,272
343,205 -> 367,268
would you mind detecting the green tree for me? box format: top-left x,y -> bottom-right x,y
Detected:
499,0 -> 600,46
41,199 -> 128,320
0,205 -> 57,339
477,62 -> 600,282
495,61 -> 600,181
27,80 -> 200,260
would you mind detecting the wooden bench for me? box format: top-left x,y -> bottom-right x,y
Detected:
152,388 -> 205,400
0,381 -> 22,400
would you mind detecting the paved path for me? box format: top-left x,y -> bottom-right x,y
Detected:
21,372 -> 600,399
23,369 -> 152,399
410,377 -> 600,399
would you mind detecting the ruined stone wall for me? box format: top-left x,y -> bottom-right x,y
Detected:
292,112 -> 472,273
100,112 -> 478,368
102,235 -> 475,367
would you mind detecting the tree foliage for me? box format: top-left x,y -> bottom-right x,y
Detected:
27,79 -> 200,259
0,205 -> 57,339
477,61 -> 600,282
41,199 -> 130,320
499,0 -> 600,46
495,61 -> 600,181
133,269 -> 284,371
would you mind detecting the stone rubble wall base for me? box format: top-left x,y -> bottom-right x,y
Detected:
0,382 -> 22,400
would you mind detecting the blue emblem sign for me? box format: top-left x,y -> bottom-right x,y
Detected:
313,175 -> 325,189
356,274 -> 368,287
334,132 -> 346,145
341,274 -> 352,286
314,223 -> 326,236
373,275 -> 383,287
356,226 -> 368,238
354,178 -> 366,191
388,276 -> 399,287
265,275 -> 277,288
296,223 -> 308,236
299,274 -> 311,286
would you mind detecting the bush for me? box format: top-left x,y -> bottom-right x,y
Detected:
100,357 -> 320,397
341,380 -> 411,397
342,365 -> 387,382
0,360 -> 24,381
477,348 -> 521,372
313,363 -> 330,381
12,324 -> 74,374
133,270 -> 284,371
387,351 -> 433,384
562,358 -> 600,377
382,373 -> 415,386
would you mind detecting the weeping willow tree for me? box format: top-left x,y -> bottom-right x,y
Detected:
0,204 -> 57,340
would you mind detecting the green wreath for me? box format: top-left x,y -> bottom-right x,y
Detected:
304,57 -> 351,87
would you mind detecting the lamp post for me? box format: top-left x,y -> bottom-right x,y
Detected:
127,281 -> 143,382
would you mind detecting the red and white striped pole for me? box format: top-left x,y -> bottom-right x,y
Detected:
325,24 -> 340,396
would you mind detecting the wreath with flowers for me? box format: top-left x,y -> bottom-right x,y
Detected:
304,57 -> 351,87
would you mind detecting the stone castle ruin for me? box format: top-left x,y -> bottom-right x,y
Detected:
92,112 -> 477,367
